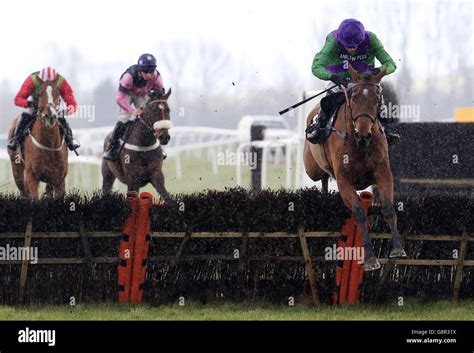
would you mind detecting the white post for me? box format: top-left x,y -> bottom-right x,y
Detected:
235,142 -> 248,186
286,141 -> 292,189
295,92 -> 305,189
261,143 -> 268,189
175,151 -> 182,179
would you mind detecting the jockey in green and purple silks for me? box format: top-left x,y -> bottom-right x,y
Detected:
306,18 -> 400,144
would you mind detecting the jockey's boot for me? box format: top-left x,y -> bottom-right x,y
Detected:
7,112 -> 36,150
103,121 -> 128,161
379,119 -> 401,145
58,117 -> 81,151
305,110 -> 329,144
378,102 -> 401,145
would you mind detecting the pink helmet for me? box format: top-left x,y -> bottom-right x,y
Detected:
38,67 -> 58,81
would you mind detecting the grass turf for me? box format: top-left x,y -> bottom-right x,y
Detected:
0,152 -> 301,196
0,300 -> 473,321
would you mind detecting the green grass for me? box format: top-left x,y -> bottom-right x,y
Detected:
0,300 -> 473,321
0,152 -> 297,196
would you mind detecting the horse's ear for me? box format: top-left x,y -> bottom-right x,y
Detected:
373,68 -> 387,83
164,87 -> 172,99
36,75 -> 44,85
347,64 -> 361,82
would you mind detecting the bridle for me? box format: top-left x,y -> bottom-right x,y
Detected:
38,84 -> 62,123
28,84 -> 65,151
137,98 -> 169,132
342,82 -> 382,137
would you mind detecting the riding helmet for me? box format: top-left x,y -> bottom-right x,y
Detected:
336,19 -> 366,48
38,67 -> 58,81
137,53 -> 157,69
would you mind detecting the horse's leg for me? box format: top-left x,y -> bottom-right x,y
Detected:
45,184 -> 54,198
374,165 -> 407,258
54,179 -> 66,200
24,169 -> 39,200
336,173 -> 380,271
127,184 -> 141,194
322,174 -> 329,194
150,169 -> 171,202
101,159 -> 116,194
10,158 -> 26,197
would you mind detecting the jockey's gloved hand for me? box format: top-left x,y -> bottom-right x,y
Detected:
329,74 -> 348,88
372,68 -> 381,75
67,105 -> 76,115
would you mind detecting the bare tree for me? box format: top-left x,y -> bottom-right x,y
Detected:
0,79 -> 18,134
92,78 -> 117,127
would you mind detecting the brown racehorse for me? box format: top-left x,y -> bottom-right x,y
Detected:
304,65 -> 407,271
102,88 -> 172,200
7,78 -> 68,200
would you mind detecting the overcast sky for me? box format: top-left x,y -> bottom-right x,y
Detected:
0,0 -> 471,91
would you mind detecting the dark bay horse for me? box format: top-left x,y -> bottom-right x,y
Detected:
7,78 -> 68,199
304,66 -> 407,271
102,88 -> 172,200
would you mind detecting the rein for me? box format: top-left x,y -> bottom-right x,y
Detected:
138,99 -> 168,132
340,83 -> 382,140
29,86 -> 64,152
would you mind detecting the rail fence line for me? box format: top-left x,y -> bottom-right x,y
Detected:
1,225 -> 472,302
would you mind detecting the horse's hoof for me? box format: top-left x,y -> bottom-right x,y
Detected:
363,257 -> 381,271
389,247 -> 407,258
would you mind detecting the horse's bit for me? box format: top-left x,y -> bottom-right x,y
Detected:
137,99 -> 169,132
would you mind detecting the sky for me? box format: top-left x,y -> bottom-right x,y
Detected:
3,0 -> 315,86
0,0 -> 471,92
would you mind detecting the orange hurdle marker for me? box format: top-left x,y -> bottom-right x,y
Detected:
118,191 -> 140,303
130,192 -> 153,304
332,191 -> 373,304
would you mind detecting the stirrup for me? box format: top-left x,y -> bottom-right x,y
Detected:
103,144 -> 120,161
386,132 -> 400,145
7,139 -> 18,150
69,138 -> 81,149
306,129 -> 324,144
103,150 -> 118,161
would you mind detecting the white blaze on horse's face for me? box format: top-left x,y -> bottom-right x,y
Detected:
45,85 -> 59,122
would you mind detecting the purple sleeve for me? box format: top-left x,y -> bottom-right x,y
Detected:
116,73 -> 134,113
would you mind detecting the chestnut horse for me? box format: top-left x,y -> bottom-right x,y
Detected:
7,78 -> 68,199
304,66 -> 407,271
102,88 -> 172,200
